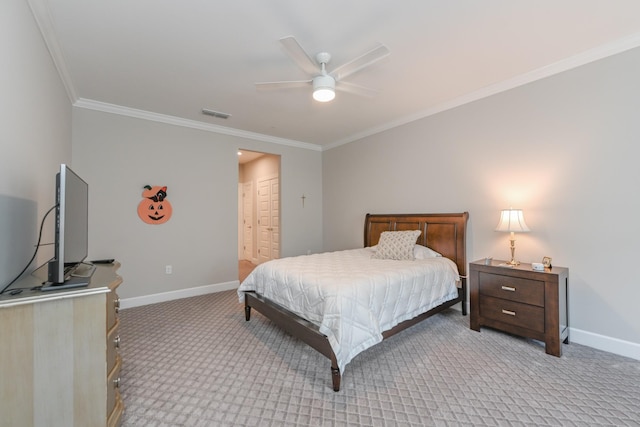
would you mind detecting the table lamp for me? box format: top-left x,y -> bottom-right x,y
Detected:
495,208 -> 530,265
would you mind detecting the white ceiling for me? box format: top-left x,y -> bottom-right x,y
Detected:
31,0 -> 640,149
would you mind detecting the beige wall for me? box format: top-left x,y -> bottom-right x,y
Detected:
0,0 -> 71,285
322,46 -> 640,356
71,108 -> 322,300
240,153 -> 280,182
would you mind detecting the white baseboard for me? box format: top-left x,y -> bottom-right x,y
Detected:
119,285 -> 640,362
119,280 -> 239,309
457,302 -> 639,361
570,327 -> 640,361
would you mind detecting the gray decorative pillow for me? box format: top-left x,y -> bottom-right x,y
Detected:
371,230 -> 422,260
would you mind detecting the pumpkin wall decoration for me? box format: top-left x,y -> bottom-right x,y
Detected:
138,185 -> 173,224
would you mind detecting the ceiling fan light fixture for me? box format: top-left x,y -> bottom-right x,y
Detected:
312,75 -> 335,102
313,88 -> 335,102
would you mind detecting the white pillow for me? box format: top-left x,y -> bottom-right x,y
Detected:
369,244 -> 442,259
414,244 -> 441,259
371,230 -> 422,260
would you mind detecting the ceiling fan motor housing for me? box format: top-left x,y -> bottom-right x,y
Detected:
313,74 -> 335,91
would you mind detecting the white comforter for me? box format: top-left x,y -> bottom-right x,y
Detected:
237,247 -> 460,372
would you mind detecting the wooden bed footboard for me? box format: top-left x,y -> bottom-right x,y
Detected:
245,285 -> 465,392
243,212 -> 469,392
244,291 -> 343,391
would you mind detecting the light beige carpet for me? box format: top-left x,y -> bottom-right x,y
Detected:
118,290 -> 640,426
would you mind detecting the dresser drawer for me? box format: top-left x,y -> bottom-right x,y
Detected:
107,355 -> 122,418
107,319 -> 121,372
106,288 -> 120,331
478,271 -> 544,307
108,393 -> 124,427
479,295 -> 545,333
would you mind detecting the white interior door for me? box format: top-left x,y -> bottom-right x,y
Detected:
269,177 -> 280,260
237,184 -> 243,259
242,181 -> 253,261
257,175 -> 279,264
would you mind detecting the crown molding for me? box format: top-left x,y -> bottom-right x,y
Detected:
28,0 -> 320,152
325,31 -> 640,151
28,0 -> 640,153
27,0 -> 78,103
73,99 -> 322,151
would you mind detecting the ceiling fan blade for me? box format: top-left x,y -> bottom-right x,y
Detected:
279,36 -> 319,75
335,81 -> 379,98
330,44 -> 390,81
255,80 -> 311,91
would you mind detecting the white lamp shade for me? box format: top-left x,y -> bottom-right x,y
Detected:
495,209 -> 530,233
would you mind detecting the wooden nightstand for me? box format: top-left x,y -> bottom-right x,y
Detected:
469,260 -> 569,356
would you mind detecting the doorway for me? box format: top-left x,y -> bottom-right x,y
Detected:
238,150 -> 281,279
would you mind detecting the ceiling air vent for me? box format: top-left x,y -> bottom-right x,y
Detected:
202,108 -> 231,119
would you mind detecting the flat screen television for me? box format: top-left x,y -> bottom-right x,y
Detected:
47,164 -> 90,285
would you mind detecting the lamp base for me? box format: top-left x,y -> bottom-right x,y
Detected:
507,236 -> 520,266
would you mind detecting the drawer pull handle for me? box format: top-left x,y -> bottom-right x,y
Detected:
114,298 -> 121,313
113,377 -> 121,389
501,286 -> 516,292
114,335 -> 121,349
502,309 -> 516,316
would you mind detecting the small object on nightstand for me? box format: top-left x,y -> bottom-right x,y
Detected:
542,256 -> 552,268
532,262 -> 544,271
484,257 -> 493,265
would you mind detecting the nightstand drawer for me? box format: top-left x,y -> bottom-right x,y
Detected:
478,272 -> 544,306
479,295 -> 544,333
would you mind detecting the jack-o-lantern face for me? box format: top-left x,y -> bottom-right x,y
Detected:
138,185 -> 172,224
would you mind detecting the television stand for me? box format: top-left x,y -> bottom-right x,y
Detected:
41,262 -> 96,291
72,262 -> 97,278
0,262 -> 125,425
41,276 -> 90,291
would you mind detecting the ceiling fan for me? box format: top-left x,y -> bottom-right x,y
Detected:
255,36 -> 390,102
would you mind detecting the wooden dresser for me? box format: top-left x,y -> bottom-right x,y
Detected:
0,263 -> 124,426
469,259 -> 569,356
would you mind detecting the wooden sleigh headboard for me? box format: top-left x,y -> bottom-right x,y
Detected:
364,212 -> 469,277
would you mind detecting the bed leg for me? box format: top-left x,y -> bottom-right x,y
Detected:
245,305 -> 251,321
331,366 -> 341,392
460,283 -> 468,316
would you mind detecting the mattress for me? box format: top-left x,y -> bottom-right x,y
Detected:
238,247 -> 460,372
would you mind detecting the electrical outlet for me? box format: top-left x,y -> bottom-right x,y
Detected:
165,265 -> 172,274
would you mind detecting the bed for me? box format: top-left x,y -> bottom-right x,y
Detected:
238,212 -> 468,391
